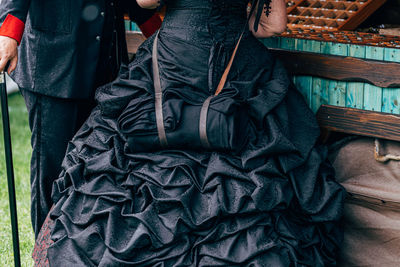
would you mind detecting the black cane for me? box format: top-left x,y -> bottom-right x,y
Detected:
0,68 -> 21,267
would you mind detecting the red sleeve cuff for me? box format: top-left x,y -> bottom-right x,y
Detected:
0,14 -> 25,44
139,14 -> 162,38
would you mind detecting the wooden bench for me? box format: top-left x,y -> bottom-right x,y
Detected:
269,48 -> 400,142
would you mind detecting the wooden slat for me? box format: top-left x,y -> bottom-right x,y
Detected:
345,45 -> 366,109
363,46 -> 384,112
293,39 -> 314,107
262,37 -> 280,49
126,31 -> 146,54
310,41 -> 329,112
382,48 -> 400,114
279,37 -> 296,51
316,105 -> 400,142
310,40 -> 323,112
269,48 -> 400,88
326,42 -> 348,108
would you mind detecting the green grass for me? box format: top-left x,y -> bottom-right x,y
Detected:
0,92 -> 34,266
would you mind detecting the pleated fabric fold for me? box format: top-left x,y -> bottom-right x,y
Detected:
47,1 -> 345,265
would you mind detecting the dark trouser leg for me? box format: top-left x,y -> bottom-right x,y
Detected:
20,89 -> 95,237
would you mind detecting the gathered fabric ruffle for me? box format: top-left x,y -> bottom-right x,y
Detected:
48,95 -> 345,266
48,36 -> 345,267
47,4 -> 345,265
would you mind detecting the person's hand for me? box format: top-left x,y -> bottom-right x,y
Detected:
0,36 -> 18,74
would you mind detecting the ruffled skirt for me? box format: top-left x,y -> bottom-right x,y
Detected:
45,32 -> 345,266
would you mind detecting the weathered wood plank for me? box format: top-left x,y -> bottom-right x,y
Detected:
346,45 -> 366,109
382,48 -> 400,114
325,42 -> 348,108
262,37 -> 280,49
316,105 -> 400,142
126,31 -> 146,54
309,40 -> 323,112
269,47 -> 400,89
293,39 -> 315,108
363,46 -> 384,112
130,22 -> 141,32
279,37 -> 296,51
314,42 -> 331,112
124,20 -> 131,31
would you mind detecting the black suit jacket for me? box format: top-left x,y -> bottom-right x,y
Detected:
0,0 -> 154,98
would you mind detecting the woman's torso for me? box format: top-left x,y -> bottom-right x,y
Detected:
162,0 -> 248,46
156,0 -> 273,98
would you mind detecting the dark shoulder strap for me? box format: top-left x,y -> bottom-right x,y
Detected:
213,31 -> 245,96
152,32 -> 168,147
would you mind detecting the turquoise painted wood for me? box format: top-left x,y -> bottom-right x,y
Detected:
265,36 -> 400,115
131,22 -> 141,32
262,37 -> 280,49
363,47 -> 384,112
309,40 -> 323,112
325,42 -> 348,109
294,39 -> 317,107
382,48 -> 400,114
124,20 -> 141,32
124,20 -> 131,31
312,42 -> 330,112
279,37 -> 296,50
346,45 -> 366,109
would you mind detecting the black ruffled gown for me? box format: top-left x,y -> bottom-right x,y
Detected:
46,0 -> 346,266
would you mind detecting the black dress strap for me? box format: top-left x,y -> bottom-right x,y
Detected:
199,96 -> 213,149
152,32 -> 168,148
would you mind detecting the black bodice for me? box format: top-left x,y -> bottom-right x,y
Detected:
162,0 -> 249,44
165,0 -> 248,12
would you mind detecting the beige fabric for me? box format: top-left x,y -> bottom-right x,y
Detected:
329,137 -> 400,267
